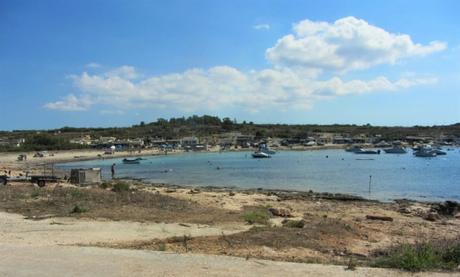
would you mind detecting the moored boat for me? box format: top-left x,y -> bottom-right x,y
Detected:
252,151 -> 271,158
122,158 -> 141,164
258,144 -> 276,155
413,148 -> 437,157
345,145 -> 362,153
384,146 -> 407,154
432,149 -> 447,155
355,149 -> 381,154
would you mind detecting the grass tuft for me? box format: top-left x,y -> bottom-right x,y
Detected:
30,190 -> 40,198
243,209 -> 271,225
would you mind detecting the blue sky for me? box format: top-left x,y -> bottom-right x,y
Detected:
1,0 -> 459,130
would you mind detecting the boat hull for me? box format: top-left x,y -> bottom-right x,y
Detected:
252,152 -> 271,158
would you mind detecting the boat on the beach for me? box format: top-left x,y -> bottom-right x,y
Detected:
252,151 -> 271,158
384,146 -> 407,154
122,158 -> 141,164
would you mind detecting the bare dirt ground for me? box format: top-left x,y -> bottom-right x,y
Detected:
0,211 -> 247,247
94,184 -> 460,267
0,244 -> 453,277
1,182 -> 460,268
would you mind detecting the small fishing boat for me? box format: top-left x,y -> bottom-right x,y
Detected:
432,149 -> 446,155
355,149 -> 381,154
413,148 -> 437,157
252,151 -> 271,158
345,145 -> 362,153
122,158 -> 141,164
258,144 -> 276,155
384,146 -> 407,154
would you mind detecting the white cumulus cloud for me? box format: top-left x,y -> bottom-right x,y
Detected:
266,16 -> 446,72
253,24 -> 270,30
44,94 -> 92,111
45,16 -> 445,113
47,66 -> 436,113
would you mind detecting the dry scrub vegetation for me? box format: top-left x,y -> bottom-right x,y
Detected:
0,183 -> 242,224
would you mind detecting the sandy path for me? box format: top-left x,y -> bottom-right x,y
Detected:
0,244 -> 453,277
0,212 -> 247,246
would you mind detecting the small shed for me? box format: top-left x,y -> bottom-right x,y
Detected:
70,168 -> 102,185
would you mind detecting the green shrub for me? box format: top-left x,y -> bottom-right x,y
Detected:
112,182 -> 130,192
373,240 -> 460,271
158,242 -> 166,251
71,205 -> 88,214
69,188 -> 84,198
30,190 -> 40,198
243,209 -> 270,225
442,244 -> 460,266
99,182 -> 112,189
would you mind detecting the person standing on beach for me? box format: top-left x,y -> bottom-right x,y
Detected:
111,163 -> 116,179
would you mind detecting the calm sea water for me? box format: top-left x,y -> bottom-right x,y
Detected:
57,148 -> 460,202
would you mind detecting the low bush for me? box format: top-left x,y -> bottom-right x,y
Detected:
69,188 -> 84,198
243,209 -> 271,225
71,205 -> 88,214
112,182 -> 130,193
372,238 -> 460,271
30,190 -> 40,198
99,182 -> 112,189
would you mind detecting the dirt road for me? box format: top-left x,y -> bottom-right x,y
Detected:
1,243 -> 453,277
0,211 -> 456,277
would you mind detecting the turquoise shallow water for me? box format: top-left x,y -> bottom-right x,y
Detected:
57,148 -> 460,202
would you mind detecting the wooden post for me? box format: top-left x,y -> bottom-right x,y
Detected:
368,175 -> 372,194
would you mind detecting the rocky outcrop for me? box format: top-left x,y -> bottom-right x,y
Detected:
268,208 -> 292,218
431,201 -> 460,216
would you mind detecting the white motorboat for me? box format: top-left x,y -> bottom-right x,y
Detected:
252,151 -> 271,158
413,148 -> 437,157
384,146 -> 407,154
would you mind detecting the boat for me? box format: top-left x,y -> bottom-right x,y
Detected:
345,145 -> 362,153
122,158 -> 141,164
432,149 -> 446,155
258,144 -> 276,155
355,149 -> 381,154
374,141 -> 392,148
413,148 -> 437,157
251,151 -> 271,158
384,146 -> 407,154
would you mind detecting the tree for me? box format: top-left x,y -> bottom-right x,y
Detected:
222,117 -> 233,131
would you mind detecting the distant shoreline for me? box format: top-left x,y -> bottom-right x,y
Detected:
1,144 -> 350,166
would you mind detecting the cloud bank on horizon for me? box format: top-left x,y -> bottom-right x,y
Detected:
44,16 -> 446,113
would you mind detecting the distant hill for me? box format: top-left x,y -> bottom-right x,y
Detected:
0,115 -> 459,151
